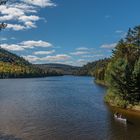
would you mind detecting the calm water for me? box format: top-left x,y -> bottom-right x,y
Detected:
0,76 -> 140,140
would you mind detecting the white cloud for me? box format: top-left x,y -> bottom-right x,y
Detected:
23,55 -> 39,62
70,51 -> 90,56
70,47 -> 103,57
34,50 -> 55,55
7,24 -> 25,31
0,37 -> 16,41
0,5 -> 24,18
43,54 -> 71,61
1,40 -> 53,51
0,0 -> 55,31
23,54 -> 71,63
82,54 -> 104,58
1,44 -> 24,51
76,47 -> 89,51
76,59 -> 89,66
0,15 -> 13,21
23,0 -> 56,7
19,15 -> 40,22
100,43 -> 117,49
24,21 -> 36,28
21,40 -> 53,48
14,3 -> 37,13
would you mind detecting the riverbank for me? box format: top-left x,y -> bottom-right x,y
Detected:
104,90 -> 140,113
95,79 -> 108,87
106,99 -> 140,113
107,104 -> 140,118
95,79 -> 140,113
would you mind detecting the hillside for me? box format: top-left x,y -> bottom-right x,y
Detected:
0,48 -> 62,78
73,58 -> 110,77
35,63 -> 80,75
0,47 -> 30,66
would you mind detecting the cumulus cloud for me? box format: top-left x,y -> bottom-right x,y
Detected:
23,55 -> 39,62
76,47 -> 89,51
44,54 -> 71,61
82,54 -> 104,58
20,40 -> 52,48
1,40 -> 53,51
1,44 -> 24,51
23,54 -> 71,63
23,0 -> 56,7
34,50 -> 55,55
0,0 -> 55,30
19,15 -> 40,22
7,24 -> 26,31
24,21 -> 36,28
100,43 -> 117,49
76,59 -> 90,66
70,47 -> 104,57
0,37 -> 16,41
70,51 -> 90,56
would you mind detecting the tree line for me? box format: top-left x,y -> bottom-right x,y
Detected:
75,25 -> 140,107
0,0 -> 63,78
0,48 -> 63,78
73,58 -> 110,79
104,26 -> 140,107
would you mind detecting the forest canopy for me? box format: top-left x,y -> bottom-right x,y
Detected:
104,26 -> 140,107
75,25 -> 140,107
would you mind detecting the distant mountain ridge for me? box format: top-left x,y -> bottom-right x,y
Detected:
35,63 -> 80,75
0,48 -> 62,78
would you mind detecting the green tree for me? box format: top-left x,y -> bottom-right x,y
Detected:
105,25 -> 140,105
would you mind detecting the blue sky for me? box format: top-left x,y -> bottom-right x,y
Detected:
0,0 -> 140,66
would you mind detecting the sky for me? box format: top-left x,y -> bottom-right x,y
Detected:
0,0 -> 140,66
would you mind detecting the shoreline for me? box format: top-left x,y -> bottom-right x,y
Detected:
104,92 -> 140,114
95,79 -> 108,87
106,102 -> 140,114
106,103 -> 140,118
105,96 -> 140,114
95,79 -> 140,115
105,93 -> 140,114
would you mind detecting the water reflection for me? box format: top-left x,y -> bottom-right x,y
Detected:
0,76 -> 139,140
0,134 -> 22,140
106,104 -> 140,140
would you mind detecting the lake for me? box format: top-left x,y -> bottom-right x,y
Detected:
0,76 -> 140,140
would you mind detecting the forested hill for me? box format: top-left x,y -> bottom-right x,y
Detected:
0,47 -> 30,66
104,25 -> 140,108
75,25 -> 140,108
35,63 -> 80,75
73,58 -> 110,77
0,48 -> 62,78
77,25 -> 140,109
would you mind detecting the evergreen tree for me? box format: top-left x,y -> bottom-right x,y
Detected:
105,25 -> 140,105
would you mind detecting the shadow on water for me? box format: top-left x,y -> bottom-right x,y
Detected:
127,120 -> 134,125
106,103 -> 140,126
0,133 -> 22,140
